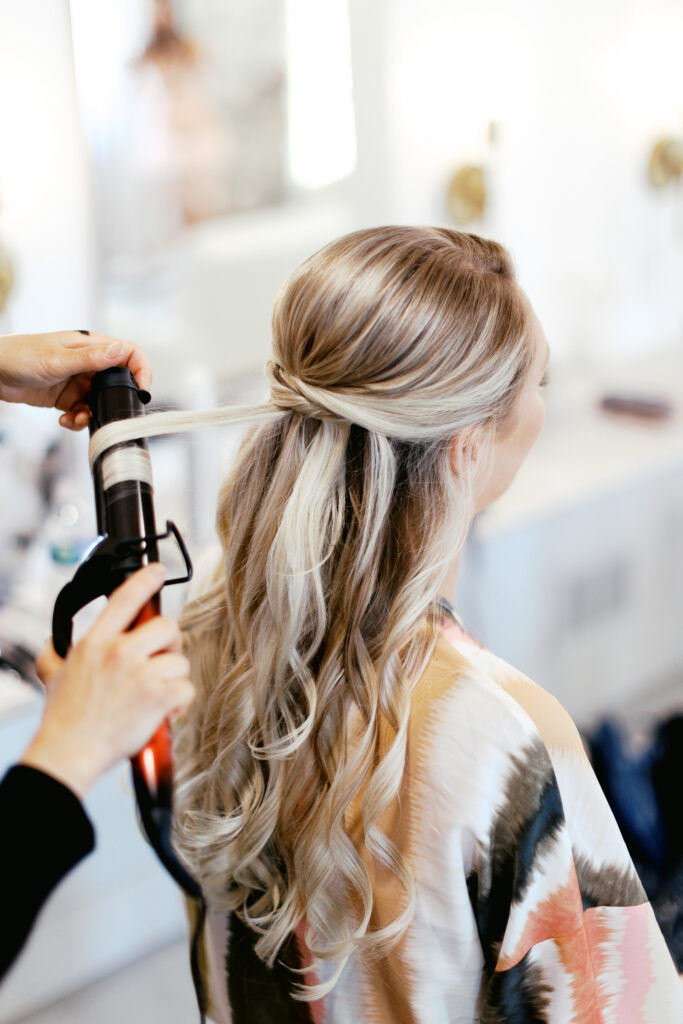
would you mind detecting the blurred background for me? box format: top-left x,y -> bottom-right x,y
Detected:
0,0 -> 681,1020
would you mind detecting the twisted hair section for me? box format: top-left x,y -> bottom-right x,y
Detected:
87,226 -> 534,999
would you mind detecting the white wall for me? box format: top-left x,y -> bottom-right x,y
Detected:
78,0 -> 683,384
0,0 -> 96,333
347,0 -> 683,364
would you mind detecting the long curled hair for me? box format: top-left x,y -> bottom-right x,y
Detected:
89,226 -> 534,998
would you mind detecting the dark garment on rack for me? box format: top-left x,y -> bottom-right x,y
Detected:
0,763 -> 95,982
584,713 -> 683,970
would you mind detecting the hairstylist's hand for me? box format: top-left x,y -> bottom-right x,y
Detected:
19,564 -> 195,800
0,330 -> 152,429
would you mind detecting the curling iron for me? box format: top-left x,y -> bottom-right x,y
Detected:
51,367 -> 207,1021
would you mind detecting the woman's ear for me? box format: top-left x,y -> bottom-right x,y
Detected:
449,427 -> 480,475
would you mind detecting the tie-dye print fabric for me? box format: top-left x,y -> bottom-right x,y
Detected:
190,606 -> 683,1023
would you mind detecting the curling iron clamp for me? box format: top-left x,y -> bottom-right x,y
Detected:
51,367 -> 207,1022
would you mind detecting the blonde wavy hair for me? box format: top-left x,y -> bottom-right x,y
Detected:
89,225 -> 534,999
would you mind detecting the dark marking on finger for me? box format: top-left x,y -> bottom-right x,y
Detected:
76,329 -> 91,335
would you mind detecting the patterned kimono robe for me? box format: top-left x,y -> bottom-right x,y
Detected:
186,601 -> 683,1023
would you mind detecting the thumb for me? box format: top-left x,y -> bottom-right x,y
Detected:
59,342 -> 125,377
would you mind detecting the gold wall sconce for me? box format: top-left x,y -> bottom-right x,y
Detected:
0,243 -> 13,314
648,137 -> 683,188
0,190 -> 13,313
447,164 -> 487,223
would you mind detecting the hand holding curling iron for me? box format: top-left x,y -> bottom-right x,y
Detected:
0,329 -> 152,428
0,328 -> 194,799
0,331 -> 204,1008
20,564 -> 196,799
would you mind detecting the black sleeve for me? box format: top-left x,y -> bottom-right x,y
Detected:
0,763 -> 96,981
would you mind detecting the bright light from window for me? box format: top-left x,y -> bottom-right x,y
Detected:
286,0 -> 356,190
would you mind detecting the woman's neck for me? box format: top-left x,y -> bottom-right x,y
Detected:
439,549 -> 462,606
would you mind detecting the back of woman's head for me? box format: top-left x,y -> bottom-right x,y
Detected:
172,225 -> 534,998
269,225 -> 530,439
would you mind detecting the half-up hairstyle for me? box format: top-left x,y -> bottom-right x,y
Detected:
94,226 -> 534,1000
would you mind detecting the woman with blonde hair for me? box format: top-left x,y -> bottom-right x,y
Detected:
90,226 -> 681,1021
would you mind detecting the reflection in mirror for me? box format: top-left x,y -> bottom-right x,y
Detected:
69,0 -> 356,285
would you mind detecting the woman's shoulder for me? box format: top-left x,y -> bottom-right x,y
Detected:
411,610 -> 581,765
407,616 -> 601,841
413,617 -> 648,895
418,613 -> 587,763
